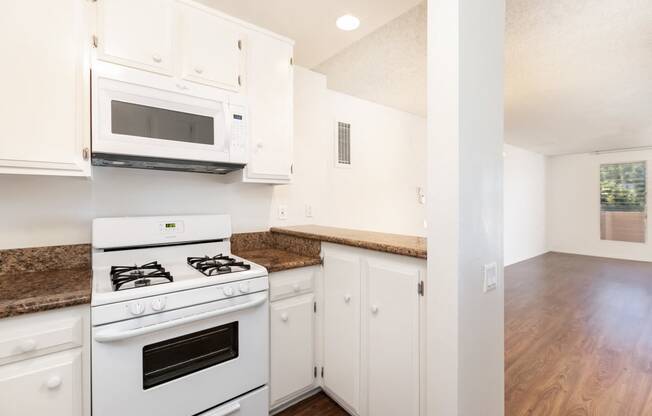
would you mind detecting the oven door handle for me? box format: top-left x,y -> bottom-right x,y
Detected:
94,293 -> 267,343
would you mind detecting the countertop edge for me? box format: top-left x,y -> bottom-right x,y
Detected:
269,227 -> 427,259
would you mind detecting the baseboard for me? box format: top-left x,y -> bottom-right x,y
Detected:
269,387 -> 322,415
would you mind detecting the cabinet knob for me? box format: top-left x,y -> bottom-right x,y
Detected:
194,66 -> 204,74
19,339 -> 37,353
371,305 -> 379,314
281,313 -> 289,322
152,54 -> 162,63
344,294 -> 351,303
257,142 -> 264,149
46,375 -> 62,390
292,283 -> 301,293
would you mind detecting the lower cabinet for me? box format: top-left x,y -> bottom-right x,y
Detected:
270,293 -> 315,405
0,305 -> 90,416
322,244 -> 424,416
0,349 -> 83,416
269,267 -> 318,409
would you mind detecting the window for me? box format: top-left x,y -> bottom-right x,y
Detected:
600,162 -> 647,243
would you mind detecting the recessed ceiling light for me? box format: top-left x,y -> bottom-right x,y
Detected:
336,14 -> 360,31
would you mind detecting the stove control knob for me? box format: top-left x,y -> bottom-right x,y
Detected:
222,286 -> 234,297
239,282 -> 251,294
151,298 -> 166,312
129,302 -> 145,316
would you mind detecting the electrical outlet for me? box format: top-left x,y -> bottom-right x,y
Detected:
483,262 -> 498,292
417,187 -> 426,205
278,205 -> 288,220
305,204 -> 313,218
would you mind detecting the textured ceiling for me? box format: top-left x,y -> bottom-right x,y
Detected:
315,3 -> 426,117
201,0 -> 652,155
505,0 -> 652,155
195,0 -> 422,68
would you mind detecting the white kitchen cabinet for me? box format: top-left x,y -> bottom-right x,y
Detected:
270,293 -> 315,405
323,250 -> 361,414
363,259 -> 421,416
178,2 -> 244,91
96,0 -> 174,75
0,0 -> 92,176
0,349 -> 83,416
242,30 -> 294,183
321,243 -> 425,416
0,305 -> 90,416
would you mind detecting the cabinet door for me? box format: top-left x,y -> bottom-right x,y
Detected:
0,0 -> 91,176
323,251 -> 361,413
364,259 -> 420,416
178,3 -> 243,91
96,0 -> 174,75
244,31 -> 293,183
270,294 -> 315,405
0,349 -> 82,416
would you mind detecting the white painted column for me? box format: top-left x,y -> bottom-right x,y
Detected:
426,1 -> 505,415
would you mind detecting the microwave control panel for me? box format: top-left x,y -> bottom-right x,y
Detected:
229,104 -> 248,163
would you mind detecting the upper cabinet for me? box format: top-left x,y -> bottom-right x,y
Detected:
242,31 -> 294,183
0,0 -> 92,177
96,0 -> 175,75
178,3 -> 244,91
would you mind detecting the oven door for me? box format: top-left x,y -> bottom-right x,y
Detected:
91,292 -> 269,416
93,73 -> 233,163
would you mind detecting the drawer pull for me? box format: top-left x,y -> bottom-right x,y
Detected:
371,305 -> 379,315
46,375 -> 62,390
195,66 -> 204,74
344,294 -> 351,303
19,339 -> 37,353
281,313 -> 289,322
152,54 -> 162,63
292,284 -> 301,293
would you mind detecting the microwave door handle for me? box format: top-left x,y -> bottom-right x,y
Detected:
94,292 -> 267,343
200,402 -> 241,416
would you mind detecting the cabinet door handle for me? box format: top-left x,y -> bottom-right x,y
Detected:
194,66 -> 203,74
82,147 -> 90,161
46,375 -> 62,390
344,294 -> 351,303
281,313 -> 289,322
371,305 -> 379,314
152,54 -> 162,63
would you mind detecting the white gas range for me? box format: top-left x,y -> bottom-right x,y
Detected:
90,215 -> 269,416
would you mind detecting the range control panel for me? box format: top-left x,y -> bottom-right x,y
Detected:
158,221 -> 185,235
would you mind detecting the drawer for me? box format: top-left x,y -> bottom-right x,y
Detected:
0,348 -> 83,416
0,315 -> 83,366
198,386 -> 268,416
269,267 -> 316,302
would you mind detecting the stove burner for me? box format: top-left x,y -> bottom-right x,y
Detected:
187,254 -> 251,277
110,261 -> 173,291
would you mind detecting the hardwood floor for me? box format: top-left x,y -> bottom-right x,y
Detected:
506,252 -> 652,415
275,392 -> 349,416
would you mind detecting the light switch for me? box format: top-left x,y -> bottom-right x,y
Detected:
278,205 -> 288,220
483,262 -> 498,292
305,204 -> 313,218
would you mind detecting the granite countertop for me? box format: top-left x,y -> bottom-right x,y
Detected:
0,268 -> 91,319
270,225 -> 427,259
234,248 -> 321,273
0,244 -> 91,319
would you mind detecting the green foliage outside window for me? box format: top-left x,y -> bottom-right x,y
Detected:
600,162 -> 647,212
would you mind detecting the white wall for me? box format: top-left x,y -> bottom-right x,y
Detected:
504,144 -> 547,265
427,0 -> 505,414
0,67 -> 426,250
547,149 -> 652,262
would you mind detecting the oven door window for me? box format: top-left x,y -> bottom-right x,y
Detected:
111,100 -> 215,145
142,322 -> 238,389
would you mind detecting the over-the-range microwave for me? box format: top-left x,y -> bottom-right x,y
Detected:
91,60 -> 248,174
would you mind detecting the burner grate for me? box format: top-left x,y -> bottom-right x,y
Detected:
187,254 -> 252,277
110,261 -> 173,291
